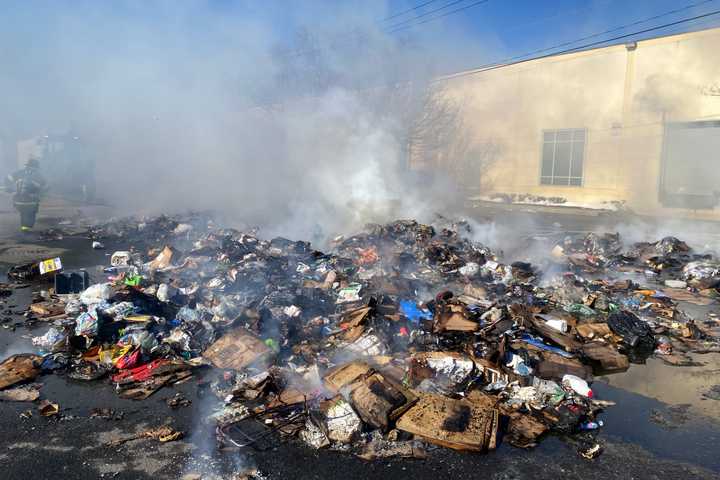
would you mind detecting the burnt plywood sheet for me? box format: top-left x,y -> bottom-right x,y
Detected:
0,354 -> 42,390
396,393 -> 499,452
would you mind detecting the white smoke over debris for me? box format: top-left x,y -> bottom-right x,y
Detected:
0,1 -> 489,241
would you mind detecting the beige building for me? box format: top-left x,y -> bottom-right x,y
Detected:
432,27 -> 720,219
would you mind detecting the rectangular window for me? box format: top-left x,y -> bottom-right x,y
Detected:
540,128 -> 586,186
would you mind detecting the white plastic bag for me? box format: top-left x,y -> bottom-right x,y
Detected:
80,283 -> 112,306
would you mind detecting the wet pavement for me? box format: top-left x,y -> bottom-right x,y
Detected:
601,353 -> 720,419
1,210 -> 720,479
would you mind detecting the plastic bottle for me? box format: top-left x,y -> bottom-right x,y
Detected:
562,374 -> 593,398
545,318 -> 568,333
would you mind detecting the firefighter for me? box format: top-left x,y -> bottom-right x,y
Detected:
4,158 -> 47,231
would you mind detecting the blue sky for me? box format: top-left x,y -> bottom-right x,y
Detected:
376,0 -> 720,70
5,0 -> 720,75
197,0 -> 720,75
2,0 -> 720,136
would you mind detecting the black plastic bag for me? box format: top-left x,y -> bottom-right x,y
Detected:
607,311 -> 655,352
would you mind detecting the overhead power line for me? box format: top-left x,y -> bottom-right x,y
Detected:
382,0 -> 441,22
383,0 -> 474,31
386,0 -> 490,33
385,0 -> 713,37
276,1 -> 489,60
437,7 -> 720,82
501,0 -> 717,63
276,0 -> 716,79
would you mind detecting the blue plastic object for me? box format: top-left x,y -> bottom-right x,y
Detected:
520,333 -> 575,358
399,299 -> 433,325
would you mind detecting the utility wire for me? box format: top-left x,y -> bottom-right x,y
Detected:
383,0 -> 472,31
386,0 -> 712,38
495,0 -> 717,63
653,9 -> 720,36
253,4 -> 720,108
438,8 -> 720,82
278,1 -> 715,77
278,0 -> 478,60
279,0 -> 490,61
386,0 -> 490,33
382,0 -> 441,22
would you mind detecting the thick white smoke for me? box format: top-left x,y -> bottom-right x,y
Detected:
0,1 -> 491,243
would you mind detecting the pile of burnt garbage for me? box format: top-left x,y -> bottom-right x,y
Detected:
2,215 -> 720,461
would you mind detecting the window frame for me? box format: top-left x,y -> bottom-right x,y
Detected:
539,128 -> 587,187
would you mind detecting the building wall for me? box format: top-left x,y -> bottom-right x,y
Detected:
436,28 -> 720,219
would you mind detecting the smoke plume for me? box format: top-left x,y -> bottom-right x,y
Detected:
0,1 -> 491,242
